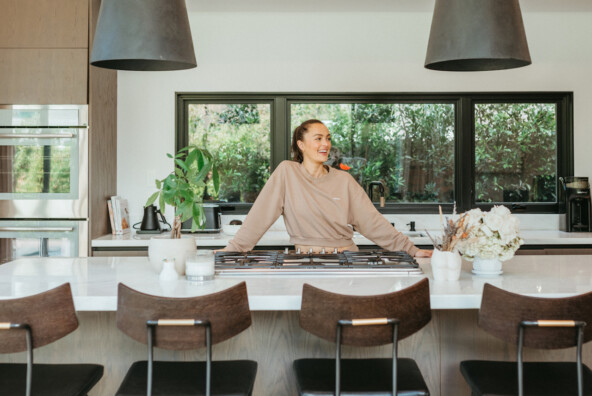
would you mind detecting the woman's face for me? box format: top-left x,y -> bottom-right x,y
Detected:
297,123 -> 332,164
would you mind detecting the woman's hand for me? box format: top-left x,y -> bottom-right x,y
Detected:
414,249 -> 433,258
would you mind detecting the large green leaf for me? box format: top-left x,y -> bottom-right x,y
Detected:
191,202 -> 205,231
159,192 -> 165,213
197,149 -> 205,171
175,159 -> 189,172
145,191 -> 159,207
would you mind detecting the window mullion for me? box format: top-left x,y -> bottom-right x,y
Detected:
271,96 -> 289,171
456,97 -> 474,212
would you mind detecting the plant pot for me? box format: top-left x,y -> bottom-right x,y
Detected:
148,236 -> 196,275
472,256 -> 503,276
431,249 -> 462,281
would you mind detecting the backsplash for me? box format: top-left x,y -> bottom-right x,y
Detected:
221,213 -> 565,233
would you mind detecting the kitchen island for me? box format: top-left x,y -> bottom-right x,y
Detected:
1,255 -> 592,395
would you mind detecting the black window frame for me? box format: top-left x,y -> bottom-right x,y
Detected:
176,92 -> 573,214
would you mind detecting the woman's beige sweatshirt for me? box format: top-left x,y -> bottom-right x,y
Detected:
226,160 -> 419,255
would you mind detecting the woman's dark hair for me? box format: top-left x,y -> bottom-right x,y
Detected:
291,119 -> 325,163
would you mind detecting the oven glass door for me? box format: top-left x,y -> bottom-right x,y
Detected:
0,128 -> 80,199
0,220 -> 87,264
0,105 -> 88,218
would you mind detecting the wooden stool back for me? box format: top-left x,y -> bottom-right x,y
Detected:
479,283 -> 592,349
0,283 -> 78,353
299,278 -> 431,346
116,281 -> 251,350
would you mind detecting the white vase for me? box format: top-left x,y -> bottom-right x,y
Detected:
472,256 -> 503,276
159,259 -> 179,282
148,236 -> 197,275
431,249 -> 462,281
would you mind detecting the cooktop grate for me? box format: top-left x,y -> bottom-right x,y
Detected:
215,250 -> 422,276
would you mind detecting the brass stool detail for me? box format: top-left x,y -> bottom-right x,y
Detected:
0,283 -> 104,396
115,281 -> 257,396
294,278 -> 431,396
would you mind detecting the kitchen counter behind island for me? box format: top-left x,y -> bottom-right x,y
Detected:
1,255 -> 592,395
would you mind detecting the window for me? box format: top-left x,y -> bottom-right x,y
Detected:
180,101 -> 272,203
291,103 -> 455,204
177,93 -> 572,213
474,103 -> 557,204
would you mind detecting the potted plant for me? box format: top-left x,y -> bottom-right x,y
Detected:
145,145 -> 219,274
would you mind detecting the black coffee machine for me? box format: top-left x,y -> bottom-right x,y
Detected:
560,177 -> 592,232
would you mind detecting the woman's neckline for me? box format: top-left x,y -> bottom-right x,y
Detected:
298,162 -> 332,181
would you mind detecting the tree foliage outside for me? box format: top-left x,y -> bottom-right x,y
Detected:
475,103 -> 556,203
292,103 -> 455,203
188,104 -> 271,203
185,101 -> 558,206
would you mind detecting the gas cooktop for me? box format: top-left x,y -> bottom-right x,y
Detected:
215,250 -> 423,276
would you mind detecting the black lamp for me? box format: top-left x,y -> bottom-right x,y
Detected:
424,0 -> 531,71
90,0 -> 196,71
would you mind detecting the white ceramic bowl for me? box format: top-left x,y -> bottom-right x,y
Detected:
222,224 -> 241,236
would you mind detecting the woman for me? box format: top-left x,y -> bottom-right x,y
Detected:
224,119 -> 432,257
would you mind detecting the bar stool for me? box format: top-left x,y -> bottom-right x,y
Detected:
293,278 -> 431,396
115,281 -> 257,396
460,283 -> 592,396
0,283 -> 104,396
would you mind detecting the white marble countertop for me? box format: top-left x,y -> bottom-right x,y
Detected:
92,230 -> 592,248
2,255 -> 592,311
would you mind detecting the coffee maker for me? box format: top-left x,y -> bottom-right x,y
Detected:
560,177 -> 592,232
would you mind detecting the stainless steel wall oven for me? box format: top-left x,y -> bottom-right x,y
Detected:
0,105 -> 88,263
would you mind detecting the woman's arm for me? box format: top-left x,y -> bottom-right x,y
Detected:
348,181 -> 421,256
224,163 -> 286,252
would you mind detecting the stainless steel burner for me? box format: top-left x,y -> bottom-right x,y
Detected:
215,250 -> 423,276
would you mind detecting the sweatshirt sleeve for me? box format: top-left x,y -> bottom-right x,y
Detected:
348,180 -> 419,256
225,163 -> 286,252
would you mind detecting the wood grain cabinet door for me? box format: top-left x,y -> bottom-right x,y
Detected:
0,0 -> 88,48
0,0 -> 89,104
0,49 -> 88,104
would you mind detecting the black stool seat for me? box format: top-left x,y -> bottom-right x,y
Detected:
0,363 -> 103,396
460,360 -> 592,396
294,358 -> 429,396
116,360 -> 257,396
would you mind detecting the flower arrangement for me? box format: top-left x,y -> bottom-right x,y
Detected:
459,206 -> 524,261
426,205 -> 472,252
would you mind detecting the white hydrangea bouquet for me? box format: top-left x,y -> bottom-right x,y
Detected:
459,205 -> 524,262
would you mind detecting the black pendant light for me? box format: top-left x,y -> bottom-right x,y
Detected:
425,0 -> 531,71
90,0 -> 196,71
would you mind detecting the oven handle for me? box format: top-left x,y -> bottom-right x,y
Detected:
0,227 -> 74,232
0,133 -> 74,139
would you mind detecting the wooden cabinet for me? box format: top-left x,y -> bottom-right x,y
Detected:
0,0 -> 117,252
0,0 -> 88,48
0,49 -> 88,104
88,0 -> 117,242
0,0 -> 89,104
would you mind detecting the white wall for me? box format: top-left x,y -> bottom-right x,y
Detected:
117,0 -> 592,227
